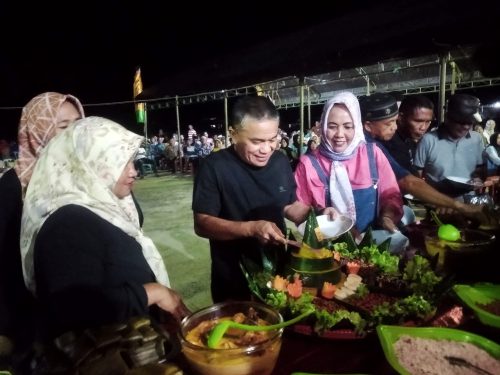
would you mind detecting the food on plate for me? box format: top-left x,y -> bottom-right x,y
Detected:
393,335 -> 500,375
321,282 -> 337,299
346,261 -> 361,275
242,219 -> 445,336
334,273 -> 363,300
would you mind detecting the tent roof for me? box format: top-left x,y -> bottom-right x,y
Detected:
139,0 -> 500,103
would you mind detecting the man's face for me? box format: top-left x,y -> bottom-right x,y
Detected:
446,118 -> 474,140
399,107 -> 434,141
232,118 -> 279,167
363,114 -> 398,141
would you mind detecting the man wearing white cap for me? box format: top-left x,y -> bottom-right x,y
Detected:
414,93 -> 485,198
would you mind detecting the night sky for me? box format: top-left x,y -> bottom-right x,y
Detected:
0,1 -> 338,140
1,1 -> 499,140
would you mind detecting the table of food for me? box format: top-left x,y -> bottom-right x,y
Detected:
240,210 -> 498,375
162,209 -> 500,375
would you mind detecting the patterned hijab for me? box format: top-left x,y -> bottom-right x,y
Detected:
20,117 -> 170,293
14,92 -> 85,192
318,92 -> 366,221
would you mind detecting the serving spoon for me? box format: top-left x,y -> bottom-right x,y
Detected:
206,309 -> 314,349
430,211 -> 461,242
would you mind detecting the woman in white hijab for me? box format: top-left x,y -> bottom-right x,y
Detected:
294,92 -> 404,245
20,116 -> 188,339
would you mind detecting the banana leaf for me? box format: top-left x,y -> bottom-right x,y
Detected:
302,208 -> 323,249
358,227 -> 374,248
261,247 -> 275,274
378,237 -> 392,253
239,255 -> 267,302
333,230 -> 358,252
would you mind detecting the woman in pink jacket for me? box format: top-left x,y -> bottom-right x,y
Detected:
294,91 -> 404,244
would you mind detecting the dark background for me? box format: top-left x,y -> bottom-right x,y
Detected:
1,0 -> 500,140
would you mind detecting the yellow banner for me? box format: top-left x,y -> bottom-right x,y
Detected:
133,68 -> 145,123
134,68 -> 143,98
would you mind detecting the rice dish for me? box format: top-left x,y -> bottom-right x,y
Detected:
394,335 -> 500,374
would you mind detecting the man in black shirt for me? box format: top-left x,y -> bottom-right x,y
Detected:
380,95 -> 434,175
192,96 -> 308,302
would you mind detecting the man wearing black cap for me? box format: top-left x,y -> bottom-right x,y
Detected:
361,93 -> 486,219
414,93 -> 485,198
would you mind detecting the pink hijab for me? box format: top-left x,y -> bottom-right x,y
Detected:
14,92 -> 85,191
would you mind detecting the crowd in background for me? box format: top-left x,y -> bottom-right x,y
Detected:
125,122 -> 322,177
2,116 -> 498,177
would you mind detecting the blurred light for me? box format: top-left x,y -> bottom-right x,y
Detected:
493,102 -> 500,108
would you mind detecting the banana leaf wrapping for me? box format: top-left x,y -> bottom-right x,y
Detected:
302,209 -> 323,249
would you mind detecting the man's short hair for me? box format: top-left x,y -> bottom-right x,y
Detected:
231,96 -> 279,129
399,95 -> 434,115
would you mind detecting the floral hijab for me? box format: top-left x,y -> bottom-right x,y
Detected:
15,92 -> 85,193
318,92 -> 366,221
20,117 -> 170,293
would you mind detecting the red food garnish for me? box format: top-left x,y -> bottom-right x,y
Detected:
287,275 -> 303,298
272,275 -> 289,291
347,261 -> 361,275
321,282 -> 337,299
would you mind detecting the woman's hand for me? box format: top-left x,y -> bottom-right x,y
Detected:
379,215 -> 399,233
321,207 -> 339,220
144,283 -> 191,322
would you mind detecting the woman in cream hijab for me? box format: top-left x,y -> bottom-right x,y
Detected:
21,116 -> 188,339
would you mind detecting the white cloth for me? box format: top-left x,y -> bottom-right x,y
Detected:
329,161 -> 356,222
20,116 -> 170,293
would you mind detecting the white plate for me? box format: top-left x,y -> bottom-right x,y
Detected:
445,176 -> 483,188
297,214 -> 354,239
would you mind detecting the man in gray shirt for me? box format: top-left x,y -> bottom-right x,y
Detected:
414,93 -> 484,198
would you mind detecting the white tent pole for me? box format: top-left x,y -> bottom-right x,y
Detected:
307,85 -> 311,129
438,53 -> 449,124
224,92 -> 229,147
175,95 -> 182,172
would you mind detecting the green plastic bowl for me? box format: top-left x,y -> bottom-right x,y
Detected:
376,325 -> 500,375
453,283 -> 500,328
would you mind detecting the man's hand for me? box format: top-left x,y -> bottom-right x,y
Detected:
454,202 -> 489,224
250,220 -> 286,246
